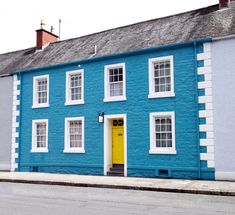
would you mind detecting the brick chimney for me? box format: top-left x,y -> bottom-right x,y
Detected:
220,0 -> 235,8
36,28 -> 58,50
220,0 -> 229,8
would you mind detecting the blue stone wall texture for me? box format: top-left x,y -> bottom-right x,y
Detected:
19,44 -> 214,179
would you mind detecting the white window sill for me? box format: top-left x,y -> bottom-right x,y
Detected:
148,92 -> 175,99
31,149 -> 48,153
63,149 -> 85,154
32,104 -> 49,109
103,96 -> 127,103
64,100 -> 85,106
149,149 -> 176,155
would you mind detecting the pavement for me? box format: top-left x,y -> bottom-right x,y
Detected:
0,172 -> 234,196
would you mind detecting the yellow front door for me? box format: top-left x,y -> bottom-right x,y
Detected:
112,119 -> 124,164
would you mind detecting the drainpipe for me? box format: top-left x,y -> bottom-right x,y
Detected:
194,41 -> 201,179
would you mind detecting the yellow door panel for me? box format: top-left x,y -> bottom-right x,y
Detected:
112,120 -> 124,164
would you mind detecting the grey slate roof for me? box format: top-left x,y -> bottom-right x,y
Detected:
0,4 -> 235,76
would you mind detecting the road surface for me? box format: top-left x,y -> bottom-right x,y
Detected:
0,182 -> 234,215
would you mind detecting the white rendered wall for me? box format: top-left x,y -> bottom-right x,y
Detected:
212,37 -> 235,180
0,76 -> 13,170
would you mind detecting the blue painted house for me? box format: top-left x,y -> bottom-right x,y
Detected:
1,0 -> 235,180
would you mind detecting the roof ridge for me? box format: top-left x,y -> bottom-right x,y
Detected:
51,4 -> 219,45
0,4 -> 219,55
2,3 -> 234,76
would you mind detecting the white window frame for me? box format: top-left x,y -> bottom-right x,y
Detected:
32,74 -> 49,108
104,63 -> 127,102
65,69 -> 84,105
64,117 -> 85,153
31,119 -> 48,153
149,111 -> 176,154
148,56 -> 175,99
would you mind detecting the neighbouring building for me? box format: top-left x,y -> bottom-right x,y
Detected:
0,74 -> 13,171
212,36 -> 235,180
0,0 -> 234,180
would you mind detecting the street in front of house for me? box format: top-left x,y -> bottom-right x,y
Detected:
0,182 -> 234,215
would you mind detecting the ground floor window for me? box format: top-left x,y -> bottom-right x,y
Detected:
149,112 -> 176,154
31,119 -> 48,152
64,117 -> 85,153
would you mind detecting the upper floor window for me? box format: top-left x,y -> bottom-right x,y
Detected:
31,119 -> 48,153
33,75 -> 49,108
64,117 -> 85,153
65,70 -> 84,105
148,56 -> 175,99
104,63 -> 126,102
149,112 -> 176,154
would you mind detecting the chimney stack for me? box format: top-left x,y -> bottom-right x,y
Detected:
220,0 -> 229,8
36,21 -> 58,50
220,0 -> 235,8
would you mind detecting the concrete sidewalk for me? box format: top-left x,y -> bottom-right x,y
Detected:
0,172 -> 234,196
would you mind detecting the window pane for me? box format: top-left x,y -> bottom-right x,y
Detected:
162,140 -> 166,147
110,82 -> 123,97
37,78 -> 47,104
165,68 -> 170,76
109,69 -> 114,76
114,68 -> 118,75
160,85 -> 165,92
166,84 -> 171,91
155,124 -> 160,132
153,60 -> 171,93
119,69 -> 123,81
69,120 -> 82,148
155,85 -> 160,93
156,140 -> 160,148
155,78 -> 160,85
167,140 -> 172,147
154,70 -> 159,77
109,67 -> 123,97
114,74 -> 118,82
165,77 -> 170,84
167,123 -> 172,131
109,75 -> 114,82
36,122 -> 47,148
160,63 -> 164,70
154,116 -> 172,148
69,73 -> 82,101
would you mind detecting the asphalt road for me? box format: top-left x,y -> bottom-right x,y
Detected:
0,182 -> 234,215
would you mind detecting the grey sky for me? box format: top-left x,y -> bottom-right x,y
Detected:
0,0 -> 218,54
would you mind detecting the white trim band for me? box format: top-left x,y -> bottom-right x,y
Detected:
11,74 -> 20,172
197,42 -> 215,168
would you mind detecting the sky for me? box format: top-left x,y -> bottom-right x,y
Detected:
0,0 -> 218,54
